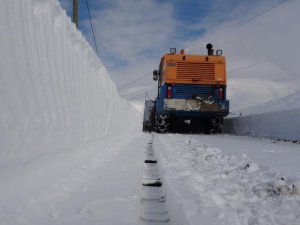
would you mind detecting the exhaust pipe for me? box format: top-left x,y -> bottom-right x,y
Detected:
206,43 -> 214,56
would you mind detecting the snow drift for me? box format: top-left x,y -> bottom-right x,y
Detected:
224,108 -> 300,141
223,91 -> 300,141
0,0 -> 138,163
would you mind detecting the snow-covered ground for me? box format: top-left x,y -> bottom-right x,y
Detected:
154,134 -> 300,225
2,131 -> 299,225
0,134 -> 145,225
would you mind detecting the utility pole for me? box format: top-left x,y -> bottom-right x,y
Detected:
73,0 -> 78,28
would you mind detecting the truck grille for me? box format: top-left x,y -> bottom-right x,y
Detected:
176,62 -> 215,81
175,84 -> 215,95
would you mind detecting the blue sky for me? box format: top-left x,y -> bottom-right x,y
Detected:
58,0 -> 254,72
59,0 -> 212,59
57,0 -> 293,90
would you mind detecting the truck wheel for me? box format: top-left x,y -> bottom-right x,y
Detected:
155,114 -> 170,133
204,117 -> 223,134
204,119 -> 213,134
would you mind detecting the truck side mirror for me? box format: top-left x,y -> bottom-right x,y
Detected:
153,70 -> 159,81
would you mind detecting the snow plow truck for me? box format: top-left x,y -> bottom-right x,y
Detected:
143,43 -> 229,133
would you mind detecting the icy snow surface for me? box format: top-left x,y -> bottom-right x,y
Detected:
154,134 -> 300,225
0,133 -> 147,225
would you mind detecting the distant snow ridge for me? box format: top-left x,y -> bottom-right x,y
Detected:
0,0 -> 139,162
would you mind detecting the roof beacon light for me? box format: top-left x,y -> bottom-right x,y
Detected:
216,50 -> 223,56
170,48 -> 176,54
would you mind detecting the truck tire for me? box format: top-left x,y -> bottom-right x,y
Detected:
155,114 -> 170,133
204,117 -> 223,134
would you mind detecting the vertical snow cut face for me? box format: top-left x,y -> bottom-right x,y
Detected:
0,0 -> 139,162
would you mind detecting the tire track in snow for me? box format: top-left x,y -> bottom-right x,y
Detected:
140,137 -> 171,225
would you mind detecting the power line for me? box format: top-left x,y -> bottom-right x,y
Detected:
239,0 -> 289,26
228,61 -> 265,74
120,61 -> 266,98
176,0 -> 289,46
117,0 -> 283,96
121,87 -> 152,98
119,73 -> 152,91
224,1 -> 289,75
85,0 -> 100,57
120,61 -> 266,95
121,87 -> 156,99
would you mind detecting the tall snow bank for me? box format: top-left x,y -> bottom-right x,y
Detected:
0,0 -> 139,162
224,92 -> 300,141
224,108 -> 300,141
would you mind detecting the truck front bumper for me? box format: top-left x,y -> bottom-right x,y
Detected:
162,98 -> 229,117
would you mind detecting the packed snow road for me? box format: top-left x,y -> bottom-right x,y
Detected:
0,132 -> 299,225
0,134 -> 146,225
153,133 -> 300,225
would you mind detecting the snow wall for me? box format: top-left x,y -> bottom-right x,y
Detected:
0,0 -> 139,162
224,108 -> 300,141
